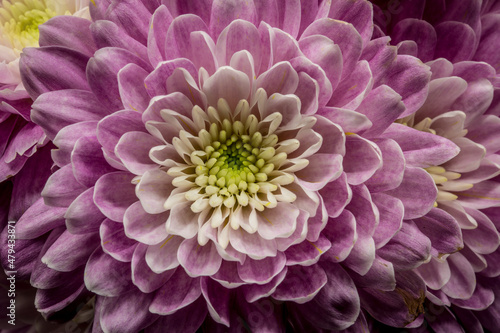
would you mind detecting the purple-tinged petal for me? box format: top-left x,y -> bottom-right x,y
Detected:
90,20 -> 149,63
72,136 -> 116,187
289,56 -> 333,107
15,198 -> 65,239
441,252 -> 476,300
299,35 -> 343,91
391,19 -> 437,63
229,225 -> 277,259
39,16 -> 97,57
190,31 -> 218,75
457,180 -> 500,209
347,255 -> 396,291
442,137 -> 486,174
178,237 -> 222,277
31,261 -> 85,290
106,0 -> 152,45
1,226 -> 51,280
84,247 -> 133,297
241,268 -> 287,302
346,184 -> 378,237
451,306 -> 483,333
87,47 -> 151,111
100,288 -> 158,333
341,234 -> 375,276
164,14 -> 209,62
322,210 -> 356,263
65,187 -> 105,235
117,63 -> 150,112
378,220 -> 431,271
328,60 -> 373,110
359,270 -> 426,327
435,22 -> 476,63
416,257 -> 451,290
210,0 -> 257,39
272,264 -> 327,303
216,19 -> 261,70
301,18 -> 363,80
100,218 -> 137,262
317,107 -> 372,133
35,276 -> 88,319
146,297 -> 207,333
295,154 -> 343,191
147,5 -> 174,67
460,245 -> 487,273
382,123 -> 460,168
427,306 -> 466,333
372,193 -> 403,249
451,283 -> 494,311
285,235 -> 331,266
462,208 -> 500,255
94,172 -> 137,222
414,208 -> 463,257
115,132 -> 162,175
166,201 -> 199,238
416,76 -> 468,121
123,201 -> 169,245
256,202 -> 299,240
473,13 -> 500,70
146,235 -> 183,273
327,0 -> 373,46
466,114 -> 500,155
365,138 -> 405,193
20,46 -> 90,100
385,166 -> 437,219
166,68 -> 207,108
42,230 -> 100,272
319,172 -> 352,219
211,260 -> 245,288
52,121 -> 98,167
146,61 -> 196,98
143,93 -> 194,123
202,66 -> 250,110
149,268 -> 200,315
256,61 -> 299,97
290,263 -> 360,330
237,253 -> 285,284
201,276 -> 231,327
357,85 -> 406,138
481,250 -> 500,277
41,164 -> 87,207
31,89 -> 109,140
376,55 -> 431,117
343,134 -> 382,185
97,110 -> 146,159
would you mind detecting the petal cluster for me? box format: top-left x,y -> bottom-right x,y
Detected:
0,0 -> 90,181
3,0 -> 500,332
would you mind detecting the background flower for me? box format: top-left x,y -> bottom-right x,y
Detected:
0,0 -> 90,181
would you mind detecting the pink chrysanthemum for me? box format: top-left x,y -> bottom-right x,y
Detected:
1,0 -> 470,331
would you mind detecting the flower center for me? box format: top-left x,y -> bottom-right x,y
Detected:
189,119 -> 280,210
164,98 -> 297,230
0,0 -> 57,52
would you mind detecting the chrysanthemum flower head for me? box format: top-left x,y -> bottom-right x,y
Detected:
6,0 -> 469,331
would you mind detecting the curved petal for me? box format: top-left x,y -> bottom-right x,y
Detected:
272,264 -> 327,303
123,201 -> 169,245
149,268 -> 201,315
94,172 -> 137,222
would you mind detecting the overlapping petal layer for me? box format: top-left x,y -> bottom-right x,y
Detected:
2,0 -> 488,332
